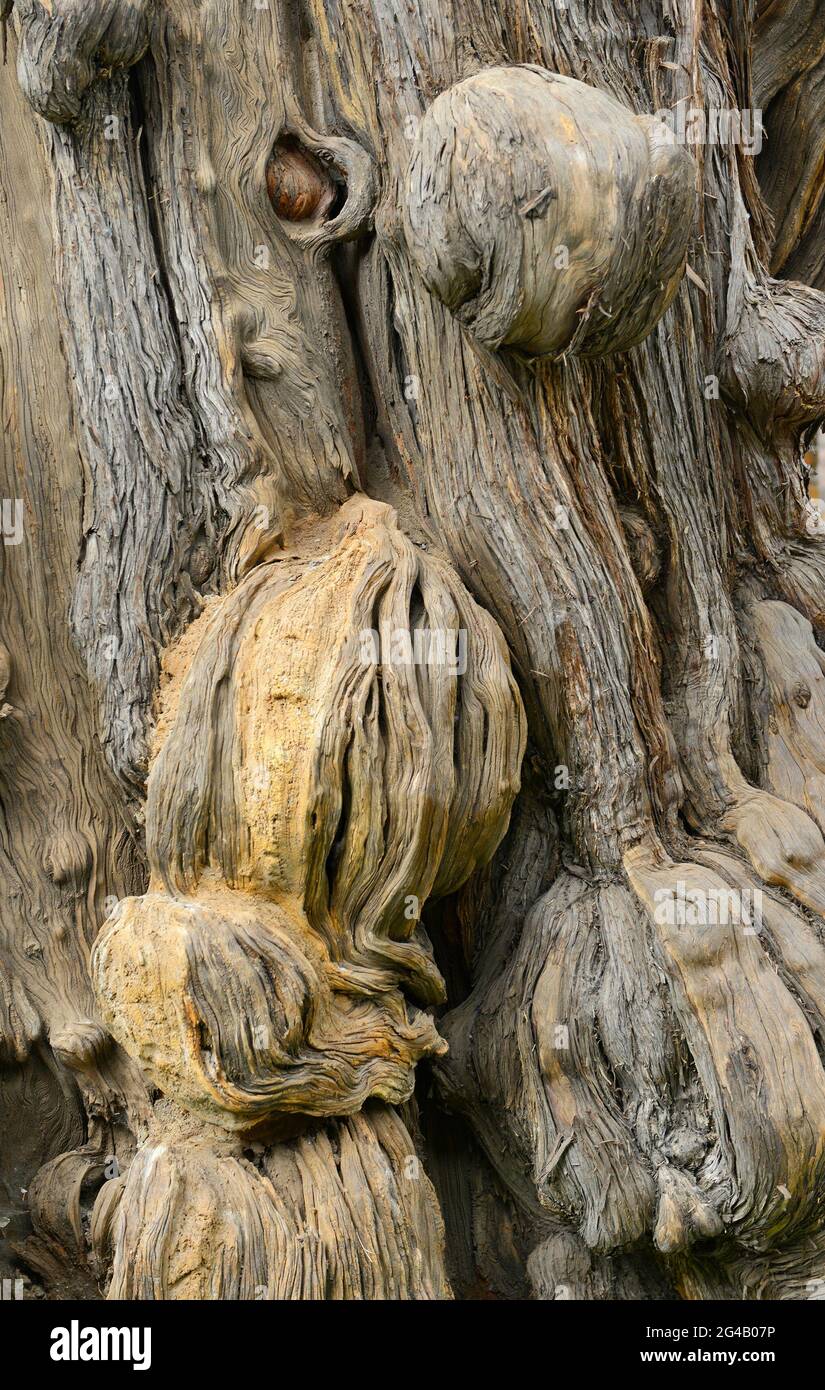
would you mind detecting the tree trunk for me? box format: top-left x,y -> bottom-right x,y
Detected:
2,0 -> 825,1302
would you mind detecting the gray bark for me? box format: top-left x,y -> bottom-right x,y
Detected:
1,0 -> 825,1301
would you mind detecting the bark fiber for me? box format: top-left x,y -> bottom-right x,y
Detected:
1,0 -> 825,1302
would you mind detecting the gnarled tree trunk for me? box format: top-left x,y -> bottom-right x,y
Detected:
2,0 -> 825,1302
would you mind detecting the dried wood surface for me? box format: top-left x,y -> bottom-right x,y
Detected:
1,0 -> 825,1301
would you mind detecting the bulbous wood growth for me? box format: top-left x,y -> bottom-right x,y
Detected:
404,67 -> 696,356
94,497 -> 523,1130
2,0 -> 825,1303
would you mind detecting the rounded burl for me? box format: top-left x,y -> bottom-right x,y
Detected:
404,66 -> 697,358
92,498 -> 525,1130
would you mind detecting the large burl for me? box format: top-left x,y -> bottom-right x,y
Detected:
404,66 -> 696,357
91,498 -> 525,1133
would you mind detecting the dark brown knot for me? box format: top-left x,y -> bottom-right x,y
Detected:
266,137 -> 337,222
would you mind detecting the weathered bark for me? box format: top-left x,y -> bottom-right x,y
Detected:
2,0 -> 825,1302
